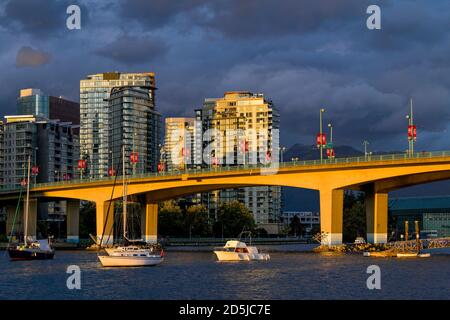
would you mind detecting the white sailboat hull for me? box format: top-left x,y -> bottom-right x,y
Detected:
99,255 -> 164,267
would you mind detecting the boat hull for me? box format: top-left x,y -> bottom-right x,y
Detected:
8,248 -> 55,261
98,255 -> 163,267
214,251 -> 270,261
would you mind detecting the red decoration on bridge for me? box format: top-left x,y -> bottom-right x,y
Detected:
130,152 -> 139,164
63,173 -> 71,181
21,179 -> 28,187
31,166 -> 40,176
327,148 -> 335,158
108,168 -> 116,176
408,125 -> 417,141
157,162 -> 165,172
78,159 -> 87,170
240,140 -> 249,152
316,133 -> 327,147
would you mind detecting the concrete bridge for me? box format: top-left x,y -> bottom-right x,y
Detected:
2,150 -> 450,246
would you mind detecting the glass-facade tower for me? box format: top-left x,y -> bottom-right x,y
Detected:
17,89 -> 49,118
80,72 -> 156,178
109,86 -> 161,175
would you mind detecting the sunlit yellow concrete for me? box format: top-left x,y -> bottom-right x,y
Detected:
142,195 -> 158,244
96,200 -> 114,245
365,191 -> 388,244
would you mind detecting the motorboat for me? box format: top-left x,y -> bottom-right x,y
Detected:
214,240 -> 270,261
8,239 -> 55,261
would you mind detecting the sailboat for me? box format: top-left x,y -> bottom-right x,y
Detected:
8,155 -> 55,261
98,145 -> 164,267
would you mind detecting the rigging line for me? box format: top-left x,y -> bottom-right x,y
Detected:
98,144 -> 122,250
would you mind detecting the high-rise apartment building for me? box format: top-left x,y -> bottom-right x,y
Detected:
0,115 -> 79,220
0,120 -> 4,187
195,92 -> 282,232
164,118 -> 196,171
80,72 -> 156,178
109,86 -> 161,175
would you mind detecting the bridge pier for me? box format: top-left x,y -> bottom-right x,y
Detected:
365,191 -> 388,244
66,200 -> 80,243
320,189 -> 343,246
141,195 -> 158,244
6,205 -> 20,239
6,199 -> 37,241
96,200 -> 114,245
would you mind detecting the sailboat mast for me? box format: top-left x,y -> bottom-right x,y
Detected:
24,154 -> 31,246
122,144 -> 127,241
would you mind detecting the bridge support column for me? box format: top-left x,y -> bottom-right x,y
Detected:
6,205 -> 21,240
66,200 -> 80,243
96,200 -> 114,245
141,195 -> 158,244
28,199 -> 37,241
366,191 -> 388,244
319,189 -> 343,246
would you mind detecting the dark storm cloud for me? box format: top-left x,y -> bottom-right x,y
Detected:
201,0 -> 371,38
15,46 -> 52,67
1,0 -> 450,153
119,0 -> 372,37
119,0 -> 206,29
0,0 -> 90,38
95,34 -> 169,65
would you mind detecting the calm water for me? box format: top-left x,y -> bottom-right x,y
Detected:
1,249 -> 450,300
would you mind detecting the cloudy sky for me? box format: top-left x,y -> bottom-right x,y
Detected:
1,0 -> 450,152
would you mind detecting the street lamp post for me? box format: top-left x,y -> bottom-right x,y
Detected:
406,98 -> 416,158
363,140 -> 369,159
280,146 -> 286,163
327,123 -> 334,160
319,108 -> 325,163
33,147 -> 39,184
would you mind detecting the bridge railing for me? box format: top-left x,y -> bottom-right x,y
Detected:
1,149 -> 450,193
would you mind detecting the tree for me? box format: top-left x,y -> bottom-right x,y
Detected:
79,201 -> 96,239
213,201 -> 255,238
343,191 -> 366,243
158,200 -> 184,237
289,215 -> 304,237
185,204 -> 212,238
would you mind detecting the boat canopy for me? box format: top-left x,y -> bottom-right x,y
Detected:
224,240 -> 247,248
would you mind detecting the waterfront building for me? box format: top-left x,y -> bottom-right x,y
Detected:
389,196 -> 450,239
17,89 -> 49,118
281,211 -> 320,233
109,86 -> 161,175
80,72 -> 156,178
195,91 -> 282,232
0,120 -> 4,187
17,88 -> 80,125
0,115 -> 79,232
